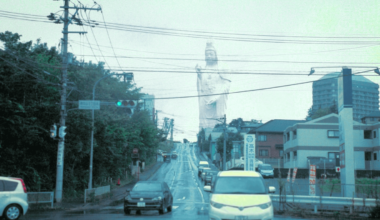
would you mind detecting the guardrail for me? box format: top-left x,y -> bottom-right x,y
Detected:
84,185 -> 110,203
28,192 -> 54,208
270,194 -> 378,214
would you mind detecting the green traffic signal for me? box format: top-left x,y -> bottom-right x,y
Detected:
117,101 -> 122,106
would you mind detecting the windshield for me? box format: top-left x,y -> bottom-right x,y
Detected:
261,166 -> 272,170
132,182 -> 162,192
213,177 -> 267,194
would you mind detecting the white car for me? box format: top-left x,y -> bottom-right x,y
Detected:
239,157 -> 263,168
0,177 -> 29,220
204,171 -> 275,220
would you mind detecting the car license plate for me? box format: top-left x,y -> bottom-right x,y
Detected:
235,216 -> 248,220
137,202 -> 145,207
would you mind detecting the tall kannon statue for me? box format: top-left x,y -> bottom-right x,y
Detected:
196,41 -> 231,130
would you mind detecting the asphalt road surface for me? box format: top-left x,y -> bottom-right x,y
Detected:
24,144 -> 314,220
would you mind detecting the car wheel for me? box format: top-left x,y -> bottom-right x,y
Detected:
124,208 -> 131,215
4,204 -> 22,220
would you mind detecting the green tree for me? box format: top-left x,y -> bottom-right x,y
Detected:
216,132 -> 243,162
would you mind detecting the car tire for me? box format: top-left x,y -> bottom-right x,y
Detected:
124,208 -> 131,215
4,204 -> 22,220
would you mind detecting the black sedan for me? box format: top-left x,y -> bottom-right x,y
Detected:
124,181 -> 173,215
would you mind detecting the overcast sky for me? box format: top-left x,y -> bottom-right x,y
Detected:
1,0 -> 380,142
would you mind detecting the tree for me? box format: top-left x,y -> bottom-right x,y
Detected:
216,132 -> 243,162
0,32 -> 161,196
228,118 -> 245,132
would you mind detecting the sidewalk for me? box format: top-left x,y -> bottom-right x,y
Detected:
60,161 -> 164,212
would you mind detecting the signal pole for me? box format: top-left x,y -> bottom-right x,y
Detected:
170,119 -> 174,148
51,0 -> 100,203
222,114 -> 227,171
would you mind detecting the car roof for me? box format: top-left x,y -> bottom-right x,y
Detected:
219,171 -> 261,177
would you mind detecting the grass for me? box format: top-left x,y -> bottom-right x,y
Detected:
320,178 -> 380,196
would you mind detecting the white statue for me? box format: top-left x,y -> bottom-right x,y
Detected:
196,41 -> 231,130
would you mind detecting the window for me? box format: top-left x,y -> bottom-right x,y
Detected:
327,130 -> 339,138
286,132 -> 290,141
287,152 -> 290,162
374,131 -> 377,138
375,153 -> 378,161
279,150 -> 284,157
257,135 -> 267,142
293,130 -> 297,139
364,130 -> 372,139
293,151 -> 297,159
259,149 -> 269,156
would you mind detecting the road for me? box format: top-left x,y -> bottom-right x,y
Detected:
24,144 -> 315,220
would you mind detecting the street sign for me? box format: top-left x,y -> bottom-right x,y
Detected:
309,165 -> 316,196
79,100 -> 100,110
292,168 -> 298,183
244,134 -> 255,171
336,167 -> 340,172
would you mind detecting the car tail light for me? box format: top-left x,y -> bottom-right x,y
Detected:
13,178 -> 27,193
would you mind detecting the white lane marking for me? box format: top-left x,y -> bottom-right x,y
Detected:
198,186 -> 205,203
201,207 -> 204,210
173,206 -> 179,209
183,196 -> 185,200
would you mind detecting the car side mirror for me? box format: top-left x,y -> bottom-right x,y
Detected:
204,185 -> 211,192
269,186 -> 276,194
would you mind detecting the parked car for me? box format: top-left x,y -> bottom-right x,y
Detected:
0,176 -> 28,220
201,168 -> 211,181
204,171 -> 275,220
258,164 -> 274,178
198,161 -> 209,177
204,170 -> 219,186
171,152 -> 177,159
124,181 -> 173,215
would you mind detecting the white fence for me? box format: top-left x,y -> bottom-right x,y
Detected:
27,192 -> 54,208
270,194 -> 378,214
84,185 -> 110,203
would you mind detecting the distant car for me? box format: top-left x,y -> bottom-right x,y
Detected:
163,155 -> 171,163
203,171 -> 275,220
171,154 -> 177,159
161,151 -> 167,156
201,168 -> 211,181
124,181 -> 173,215
204,170 -> 218,186
0,176 -> 29,220
258,164 -> 274,178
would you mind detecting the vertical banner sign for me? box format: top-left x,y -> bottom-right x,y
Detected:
57,142 -> 64,166
244,134 -> 256,171
309,165 -> 316,196
286,168 -> 291,182
292,168 -> 298,183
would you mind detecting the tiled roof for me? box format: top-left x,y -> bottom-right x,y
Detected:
253,119 -> 306,133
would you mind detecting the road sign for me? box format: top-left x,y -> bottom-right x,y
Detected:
286,168 -> 291,182
336,167 -> 341,172
79,100 -> 100,110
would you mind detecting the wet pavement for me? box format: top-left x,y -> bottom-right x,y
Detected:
23,144 -> 314,220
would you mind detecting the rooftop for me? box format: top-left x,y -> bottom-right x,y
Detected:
318,72 -> 376,84
252,119 -> 306,133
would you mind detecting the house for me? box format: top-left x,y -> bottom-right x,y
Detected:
284,113 -> 380,170
249,119 -> 305,168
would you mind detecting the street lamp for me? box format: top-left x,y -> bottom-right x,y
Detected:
88,72 -> 133,190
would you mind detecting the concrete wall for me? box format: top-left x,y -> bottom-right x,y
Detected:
297,128 -> 339,147
354,151 -> 365,169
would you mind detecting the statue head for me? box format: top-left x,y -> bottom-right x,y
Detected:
205,41 -> 218,65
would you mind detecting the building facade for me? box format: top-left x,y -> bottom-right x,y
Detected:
312,72 -> 379,121
284,113 -> 380,170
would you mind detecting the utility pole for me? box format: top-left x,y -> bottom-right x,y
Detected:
50,0 -> 100,203
222,114 -> 227,171
170,119 -> 174,148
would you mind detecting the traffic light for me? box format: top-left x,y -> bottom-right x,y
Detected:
115,100 -> 137,115
50,124 -> 57,138
59,126 -> 67,138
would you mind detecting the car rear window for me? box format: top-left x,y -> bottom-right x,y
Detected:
0,181 -> 4,191
3,180 -> 18,191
